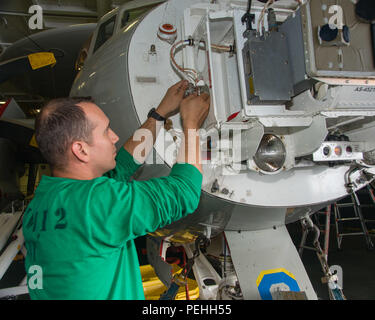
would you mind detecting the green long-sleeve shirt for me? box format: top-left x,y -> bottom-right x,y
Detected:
23,147 -> 202,300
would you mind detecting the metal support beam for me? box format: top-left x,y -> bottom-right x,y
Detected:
96,0 -> 113,19
225,226 -> 318,300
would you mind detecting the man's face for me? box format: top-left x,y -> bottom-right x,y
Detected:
79,102 -> 119,175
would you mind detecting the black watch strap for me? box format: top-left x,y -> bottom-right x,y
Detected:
147,108 -> 166,122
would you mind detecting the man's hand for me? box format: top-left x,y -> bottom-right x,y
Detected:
156,80 -> 189,118
124,81 -> 210,170
176,93 -> 210,173
180,93 -> 211,130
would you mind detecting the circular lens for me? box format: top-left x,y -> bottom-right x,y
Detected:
323,146 -> 331,156
319,24 -> 338,42
334,146 -> 342,156
253,134 -> 286,172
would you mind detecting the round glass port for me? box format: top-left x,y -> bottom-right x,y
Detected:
323,146 -> 331,156
253,134 -> 286,172
334,146 -> 342,156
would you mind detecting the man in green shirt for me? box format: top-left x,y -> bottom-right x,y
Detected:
23,80 -> 210,299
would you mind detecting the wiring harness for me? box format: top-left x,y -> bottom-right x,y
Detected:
170,38 -> 235,85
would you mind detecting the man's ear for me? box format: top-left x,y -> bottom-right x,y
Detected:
71,141 -> 90,163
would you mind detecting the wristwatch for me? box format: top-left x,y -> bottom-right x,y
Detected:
147,108 -> 166,123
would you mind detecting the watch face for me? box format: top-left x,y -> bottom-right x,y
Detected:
148,108 -> 165,122
148,108 -> 155,118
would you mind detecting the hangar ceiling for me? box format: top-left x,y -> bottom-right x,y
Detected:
0,0 -> 138,116
0,0 -> 134,54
